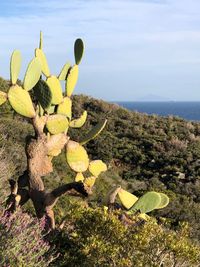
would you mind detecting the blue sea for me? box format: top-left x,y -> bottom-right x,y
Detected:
115,102 -> 200,121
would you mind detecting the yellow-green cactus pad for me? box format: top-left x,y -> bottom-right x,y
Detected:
70,110 -> 87,128
118,188 -> 138,210
58,62 -> 71,80
156,193 -> 169,209
10,50 -> 21,85
130,192 -> 161,214
66,140 -> 89,172
89,160 -> 107,177
74,38 -> 84,65
46,114 -> 69,134
75,172 -> 84,182
138,213 -> 150,221
23,58 -> 42,91
65,65 -> 79,97
35,48 -> 50,77
0,91 -> 7,106
46,76 -> 63,105
46,105 -> 55,114
47,133 -> 68,156
84,176 -> 96,188
39,31 -> 43,50
80,119 -> 107,145
8,85 -> 36,118
57,97 -> 72,119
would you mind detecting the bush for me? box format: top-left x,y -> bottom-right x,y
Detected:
0,209 -> 56,267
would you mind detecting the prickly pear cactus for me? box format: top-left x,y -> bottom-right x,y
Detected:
0,32 -> 108,192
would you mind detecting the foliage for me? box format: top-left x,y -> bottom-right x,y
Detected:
51,204 -> 200,267
0,209 -> 56,267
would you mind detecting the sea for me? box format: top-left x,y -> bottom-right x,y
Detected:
115,102 -> 200,121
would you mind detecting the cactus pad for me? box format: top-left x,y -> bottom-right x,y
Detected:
47,133 -> 68,156
46,114 -> 69,134
23,58 -> 42,91
66,140 -> 89,172
35,48 -> 50,77
70,110 -> 87,128
130,192 -> 161,214
57,97 -> 72,119
65,65 -> 79,97
80,119 -> 107,145
33,79 -> 52,109
46,76 -> 63,105
84,176 -> 96,188
156,193 -> 169,209
89,160 -> 107,177
75,172 -> 84,182
46,105 -> 55,114
10,50 -> 21,85
8,85 -> 36,118
74,38 -> 84,65
0,91 -> 7,106
118,188 -> 138,210
58,62 -> 71,80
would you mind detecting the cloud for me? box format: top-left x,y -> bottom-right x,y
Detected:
0,0 -> 200,100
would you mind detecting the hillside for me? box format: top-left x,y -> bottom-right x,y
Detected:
1,77 -> 200,241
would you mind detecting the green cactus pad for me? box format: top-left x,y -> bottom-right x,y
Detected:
39,31 -> 43,50
46,114 -> 69,134
118,188 -> 138,210
23,57 -> 42,91
70,110 -> 87,128
46,75 -> 63,105
57,97 -> 72,119
156,193 -> 169,209
8,85 -> 36,118
33,79 -> 52,109
65,65 -> 79,97
0,91 -> 7,106
74,38 -> 84,65
47,133 -> 68,156
58,62 -> 71,80
10,50 -> 21,85
89,160 -> 107,177
80,119 -> 107,145
130,192 -> 161,214
75,172 -> 84,182
66,140 -> 89,172
35,48 -> 51,77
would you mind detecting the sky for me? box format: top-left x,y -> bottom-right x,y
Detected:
0,0 -> 200,101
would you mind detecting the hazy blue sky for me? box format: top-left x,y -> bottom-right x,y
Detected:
0,0 -> 200,101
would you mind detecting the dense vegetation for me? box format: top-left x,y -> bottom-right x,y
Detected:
1,76 -> 200,266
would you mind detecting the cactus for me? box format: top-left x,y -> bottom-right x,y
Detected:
23,57 -> 42,91
8,85 -> 36,118
156,193 -> 169,209
46,75 -> 63,105
80,119 -> 107,145
118,188 -> 138,210
74,38 -> 84,65
0,91 -> 7,106
33,79 -> 52,109
58,62 -> 71,80
66,140 -> 89,172
35,48 -> 50,77
57,97 -> 72,119
89,160 -> 107,177
46,114 -> 69,134
10,50 -> 21,85
75,172 -> 85,182
65,65 -> 79,97
70,110 -> 87,128
3,33 -> 108,230
129,192 -> 162,214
